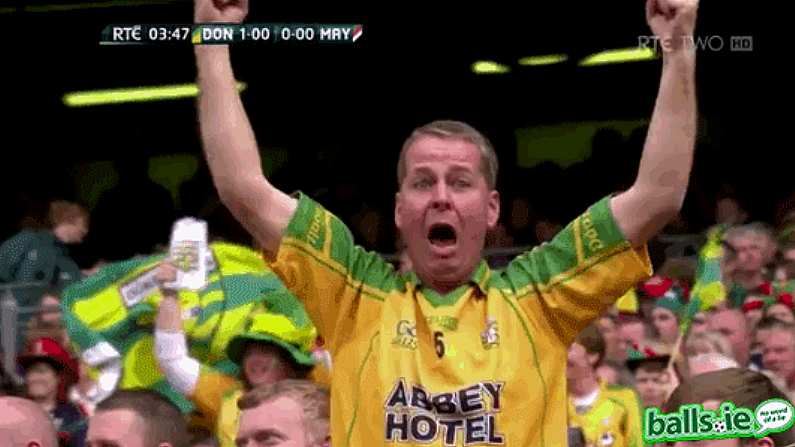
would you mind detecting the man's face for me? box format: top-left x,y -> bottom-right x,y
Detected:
634,367 -> 669,408
395,136 -> 499,290
758,328 -> 795,384
243,344 -> 295,388
58,216 -> 89,244
87,409 -> 147,447
566,343 -> 596,379
784,247 -> 795,263
728,235 -> 767,274
598,317 -> 624,361
25,362 -> 59,401
619,321 -> 647,353
652,307 -> 680,344
236,397 -> 313,447
691,312 -> 709,335
708,310 -> 751,367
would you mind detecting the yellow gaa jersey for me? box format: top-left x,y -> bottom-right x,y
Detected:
568,381 -> 644,447
271,193 -> 652,447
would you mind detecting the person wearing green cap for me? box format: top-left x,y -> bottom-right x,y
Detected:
650,284 -> 689,346
153,261 -> 320,447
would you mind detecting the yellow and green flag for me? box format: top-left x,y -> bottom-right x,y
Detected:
61,242 -> 311,412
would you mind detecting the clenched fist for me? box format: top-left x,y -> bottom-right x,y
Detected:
646,0 -> 699,53
194,0 -> 248,24
155,262 -> 178,287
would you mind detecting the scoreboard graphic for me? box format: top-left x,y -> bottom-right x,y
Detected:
100,23 -> 364,45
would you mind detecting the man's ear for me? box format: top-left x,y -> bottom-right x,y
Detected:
395,192 -> 403,230
487,190 -> 500,230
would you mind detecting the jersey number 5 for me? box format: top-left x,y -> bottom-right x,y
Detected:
434,332 -> 445,358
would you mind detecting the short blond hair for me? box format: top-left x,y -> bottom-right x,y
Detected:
238,379 -> 329,445
397,120 -> 498,189
684,330 -> 735,359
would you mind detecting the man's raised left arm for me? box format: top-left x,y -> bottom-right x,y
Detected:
611,0 -> 699,247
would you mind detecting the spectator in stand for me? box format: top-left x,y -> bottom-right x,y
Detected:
618,316 -> 652,355
707,307 -> 756,370
87,389 -> 189,447
754,317 -> 795,400
0,396 -> 59,447
19,337 -> 86,447
626,340 -> 676,410
597,314 -> 626,362
153,262 -> 320,447
780,242 -> 795,263
684,330 -> 735,360
0,200 -> 88,348
567,324 -> 644,447
649,284 -> 689,346
236,380 -> 330,447
596,359 -> 636,388
722,223 -> 779,301
26,288 -> 69,348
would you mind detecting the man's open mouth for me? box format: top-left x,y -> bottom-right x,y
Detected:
428,224 -> 457,247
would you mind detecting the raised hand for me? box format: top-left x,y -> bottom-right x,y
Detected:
194,0 -> 248,24
646,0 -> 699,53
155,262 -> 178,289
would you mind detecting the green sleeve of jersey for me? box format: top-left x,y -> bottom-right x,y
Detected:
272,192 -> 400,343
504,196 -> 653,345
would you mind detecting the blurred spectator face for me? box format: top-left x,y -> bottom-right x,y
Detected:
766,303 -> 795,323
757,328 -> 795,385
395,136 -> 499,290
243,344 -> 295,388
87,408 -> 147,447
595,364 -> 618,385
783,246 -> 795,263
690,312 -> 709,335
237,396 -> 312,447
634,366 -> 669,409
651,308 -> 679,345
534,220 -> 562,243
708,309 -> 751,367
25,362 -> 59,401
54,216 -> 89,245
715,197 -> 747,225
566,343 -> 597,379
619,320 -> 647,353
40,294 -> 62,326
597,317 -> 624,361
727,234 -> 767,275
671,401 -> 748,447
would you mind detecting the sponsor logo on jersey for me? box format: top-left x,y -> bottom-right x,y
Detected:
384,378 -> 505,445
581,211 -> 605,252
426,315 -> 458,331
481,317 -> 499,350
392,320 -> 418,350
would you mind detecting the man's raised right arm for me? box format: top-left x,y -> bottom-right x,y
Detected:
194,0 -> 296,258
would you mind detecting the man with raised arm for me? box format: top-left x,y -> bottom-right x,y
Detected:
194,0 -> 699,444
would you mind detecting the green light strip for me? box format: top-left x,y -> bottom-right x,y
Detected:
63,82 -> 247,107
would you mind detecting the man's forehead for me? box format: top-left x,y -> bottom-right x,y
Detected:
404,135 -> 481,167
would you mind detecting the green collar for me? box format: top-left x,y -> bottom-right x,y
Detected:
407,260 -> 491,307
